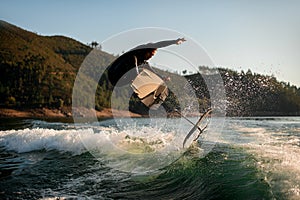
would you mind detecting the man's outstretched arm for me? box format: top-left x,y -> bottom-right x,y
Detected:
131,38 -> 186,50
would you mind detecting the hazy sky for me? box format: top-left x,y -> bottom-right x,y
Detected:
1,0 -> 299,86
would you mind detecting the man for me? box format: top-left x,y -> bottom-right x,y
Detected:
107,38 -> 186,86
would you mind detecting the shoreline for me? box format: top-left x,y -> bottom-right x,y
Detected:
0,107 -> 142,119
2,108 -> 298,120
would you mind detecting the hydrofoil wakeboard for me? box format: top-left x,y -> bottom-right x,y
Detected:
131,70 -> 212,149
180,109 -> 212,148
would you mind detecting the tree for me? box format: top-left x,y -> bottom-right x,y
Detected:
90,41 -> 99,48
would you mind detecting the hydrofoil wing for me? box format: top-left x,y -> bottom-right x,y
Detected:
182,109 -> 212,148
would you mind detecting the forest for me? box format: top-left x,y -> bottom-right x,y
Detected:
1,20 -> 300,116
187,67 -> 300,116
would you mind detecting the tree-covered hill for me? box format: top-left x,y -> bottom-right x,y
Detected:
1,20 -> 299,116
186,67 -> 300,116
0,20 -> 114,108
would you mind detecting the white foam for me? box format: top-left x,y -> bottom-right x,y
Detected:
0,125 -> 180,157
227,122 -> 300,200
0,128 -> 96,155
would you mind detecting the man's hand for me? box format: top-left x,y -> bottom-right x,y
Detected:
176,38 -> 186,45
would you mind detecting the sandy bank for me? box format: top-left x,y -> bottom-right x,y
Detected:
0,107 -> 142,119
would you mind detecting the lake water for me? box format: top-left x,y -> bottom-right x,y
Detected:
0,117 -> 299,199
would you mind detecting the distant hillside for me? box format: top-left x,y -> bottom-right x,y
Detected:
187,67 -> 300,116
0,20 -> 114,109
1,20 -> 299,116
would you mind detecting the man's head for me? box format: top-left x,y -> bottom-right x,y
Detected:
142,48 -> 157,61
134,48 -> 157,64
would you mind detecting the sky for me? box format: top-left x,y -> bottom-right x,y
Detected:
1,0 -> 300,86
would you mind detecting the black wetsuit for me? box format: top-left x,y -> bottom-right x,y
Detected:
107,39 -> 180,86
